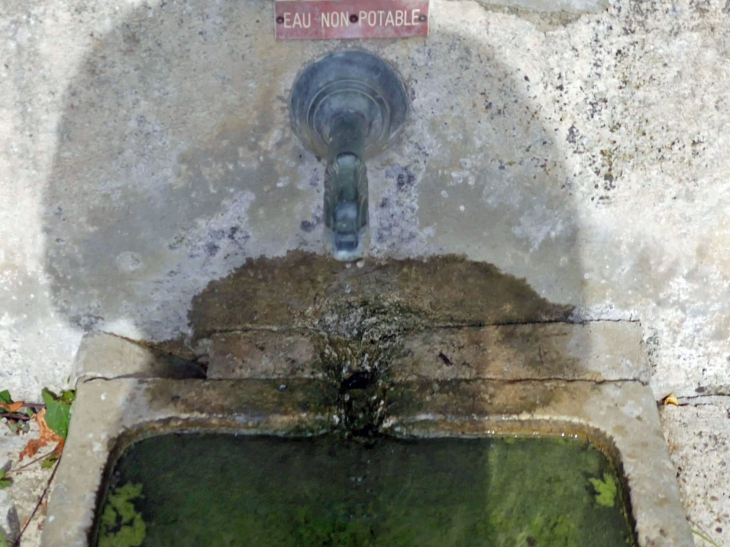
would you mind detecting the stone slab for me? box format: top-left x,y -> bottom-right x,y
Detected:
660,400 -> 730,547
207,321 -> 650,383
209,331 -> 318,379
71,332 -> 204,385
397,320 -> 649,382
188,254 -> 572,336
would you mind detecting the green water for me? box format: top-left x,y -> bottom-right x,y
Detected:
95,434 -> 635,547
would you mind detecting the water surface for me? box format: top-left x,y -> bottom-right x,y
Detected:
96,434 -> 635,547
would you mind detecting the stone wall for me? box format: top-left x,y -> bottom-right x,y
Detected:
1,0 -> 729,542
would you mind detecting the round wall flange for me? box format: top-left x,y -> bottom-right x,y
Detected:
290,50 -> 408,159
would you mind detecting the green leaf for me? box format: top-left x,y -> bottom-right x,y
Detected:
0,390 -> 12,416
42,454 -> 59,469
61,390 -> 76,404
99,483 -> 146,547
42,389 -> 72,440
0,527 -> 9,547
589,472 -> 617,507
0,469 -> 12,490
5,421 -> 22,434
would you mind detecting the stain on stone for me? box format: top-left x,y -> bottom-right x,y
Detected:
70,313 -> 103,332
311,328 -> 402,442
134,248 -> 593,441
386,379 -> 558,416
300,219 -> 317,233
567,125 -> 580,145
469,1 -> 601,31
188,251 -> 573,337
340,370 -> 374,390
172,251 -> 575,438
142,378 -> 333,422
386,164 -> 417,192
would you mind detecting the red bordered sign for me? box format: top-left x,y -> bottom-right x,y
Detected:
275,0 -> 430,40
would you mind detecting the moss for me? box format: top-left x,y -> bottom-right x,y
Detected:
97,435 -> 635,547
99,483 -> 146,547
187,252 -> 573,337
484,438 -> 631,547
589,473 -> 618,508
309,299 -> 415,441
524,514 -> 577,547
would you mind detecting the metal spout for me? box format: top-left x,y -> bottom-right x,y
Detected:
289,51 -> 408,262
324,114 -> 369,261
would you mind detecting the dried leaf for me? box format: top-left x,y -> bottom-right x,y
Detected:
19,409 -> 63,461
19,440 -> 45,461
0,401 -> 24,413
53,439 -> 65,457
37,409 -> 63,443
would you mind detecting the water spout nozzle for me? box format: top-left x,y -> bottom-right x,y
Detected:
324,151 -> 370,261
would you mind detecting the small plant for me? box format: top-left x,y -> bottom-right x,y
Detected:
692,526 -> 721,547
589,472 -> 617,508
0,470 -> 11,490
0,390 -> 27,433
41,388 -> 75,440
0,387 -> 76,547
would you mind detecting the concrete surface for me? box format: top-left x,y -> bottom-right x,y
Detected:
71,331 -> 204,384
0,420 -> 55,547
662,400 -> 730,547
1,0 -> 730,544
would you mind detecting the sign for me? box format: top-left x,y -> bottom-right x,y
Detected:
275,0 -> 430,40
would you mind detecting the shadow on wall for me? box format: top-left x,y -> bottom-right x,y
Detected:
42,0 -> 584,346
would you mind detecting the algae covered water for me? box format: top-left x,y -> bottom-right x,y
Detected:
95,434 -> 635,547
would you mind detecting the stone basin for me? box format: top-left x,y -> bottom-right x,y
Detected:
40,254 -> 693,547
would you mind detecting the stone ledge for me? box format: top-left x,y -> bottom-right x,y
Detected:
207,321 -> 649,383
209,331 -> 318,380
42,377 -> 692,547
72,332 -> 204,385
